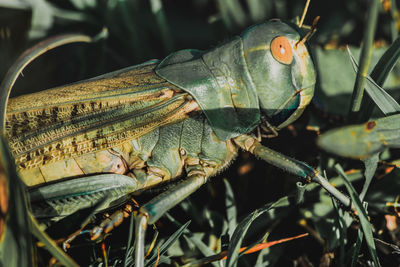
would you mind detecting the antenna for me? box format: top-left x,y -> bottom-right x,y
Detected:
296,16 -> 320,47
298,0 -> 311,28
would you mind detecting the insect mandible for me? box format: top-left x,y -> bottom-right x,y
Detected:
1,18 -> 353,266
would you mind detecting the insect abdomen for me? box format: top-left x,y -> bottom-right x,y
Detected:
22,112 -> 237,195
6,62 -> 200,186
121,113 -> 238,191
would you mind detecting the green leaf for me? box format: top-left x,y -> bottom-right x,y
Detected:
317,114 -> 400,158
0,136 -> 33,267
359,36 -> 400,121
347,48 -> 400,116
364,167 -> 400,212
314,46 -> 400,116
371,37 -> 400,89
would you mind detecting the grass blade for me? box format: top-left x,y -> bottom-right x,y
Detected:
224,178 -> 237,237
165,212 -> 219,267
226,210 -> 260,267
145,220 -> 191,267
30,213 -> 79,267
187,232 -> 308,266
331,199 -> 347,266
370,37 -> 400,90
247,0 -> 272,22
347,48 -> 400,116
217,0 -> 247,30
150,0 -> 174,52
334,164 -> 380,267
225,196 -> 291,267
348,0 -> 380,121
359,36 -> 400,121
124,213 -> 135,267
350,217 -> 364,267
0,136 -> 33,267
359,153 -> 379,201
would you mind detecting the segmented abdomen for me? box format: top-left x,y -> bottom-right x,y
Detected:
16,112 -> 238,192
6,62 -> 200,186
6,62 -> 237,189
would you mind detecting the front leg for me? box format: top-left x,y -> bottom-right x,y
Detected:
135,170 -> 207,267
233,135 -> 354,212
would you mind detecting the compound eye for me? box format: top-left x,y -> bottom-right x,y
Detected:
271,36 -> 293,65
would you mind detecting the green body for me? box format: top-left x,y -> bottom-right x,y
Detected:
29,110 -> 237,219
5,20 -> 316,220
156,20 -> 316,139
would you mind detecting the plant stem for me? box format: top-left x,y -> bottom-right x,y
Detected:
348,0 -> 380,123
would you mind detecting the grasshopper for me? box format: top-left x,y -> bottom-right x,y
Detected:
1,19 -> 353,265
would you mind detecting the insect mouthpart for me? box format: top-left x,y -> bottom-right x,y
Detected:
272,85 -> 314,130
268,92 -> 300,127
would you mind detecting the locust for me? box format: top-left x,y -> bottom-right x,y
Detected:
1,18 -> 354,266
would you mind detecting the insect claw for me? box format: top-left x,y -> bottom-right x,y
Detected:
63,239 -> 72,251
259,120 -> 279,138
90,203 -> 136,240
90,226 -> 104,241
256,127 -> 262,142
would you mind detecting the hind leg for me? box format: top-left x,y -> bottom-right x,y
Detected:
134,169 -> 207,267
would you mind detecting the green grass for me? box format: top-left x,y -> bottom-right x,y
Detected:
1,0 -> 400,266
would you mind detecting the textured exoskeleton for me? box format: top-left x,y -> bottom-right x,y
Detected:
4,20 -> 352,266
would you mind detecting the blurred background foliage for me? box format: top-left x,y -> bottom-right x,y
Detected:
1,0 -> 400,266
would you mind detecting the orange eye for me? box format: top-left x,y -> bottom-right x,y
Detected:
271,36 -> 293,65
